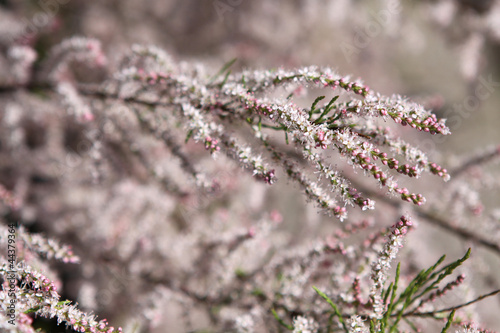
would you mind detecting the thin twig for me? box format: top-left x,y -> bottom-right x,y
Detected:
347,178 -> 500,256
450,145 -> 500,178
402,289 -> 500,317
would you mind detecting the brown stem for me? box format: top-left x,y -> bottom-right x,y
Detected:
402,289 -> 500,317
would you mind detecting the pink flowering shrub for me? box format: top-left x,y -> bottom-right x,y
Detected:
1,2 -> 500,333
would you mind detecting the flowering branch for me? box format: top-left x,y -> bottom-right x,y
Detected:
75,45 -> 451,221
0,263 -> 121,333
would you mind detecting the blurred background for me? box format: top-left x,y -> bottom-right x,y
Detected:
1,0 -> 500,331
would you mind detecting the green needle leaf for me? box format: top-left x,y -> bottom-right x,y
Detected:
441,310 -> 455,333
313,286 -> 348,332
271,308 -> 293,330
209,58 -> 237,84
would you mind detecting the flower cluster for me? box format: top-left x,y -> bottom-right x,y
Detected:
239,66 -> 371,97
42,36 -> 107,83
348,315 -> 369,333
17,227 -> 80,264
370,215 -> 413,319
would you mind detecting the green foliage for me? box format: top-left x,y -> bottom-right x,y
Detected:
305,249 -> 478,332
